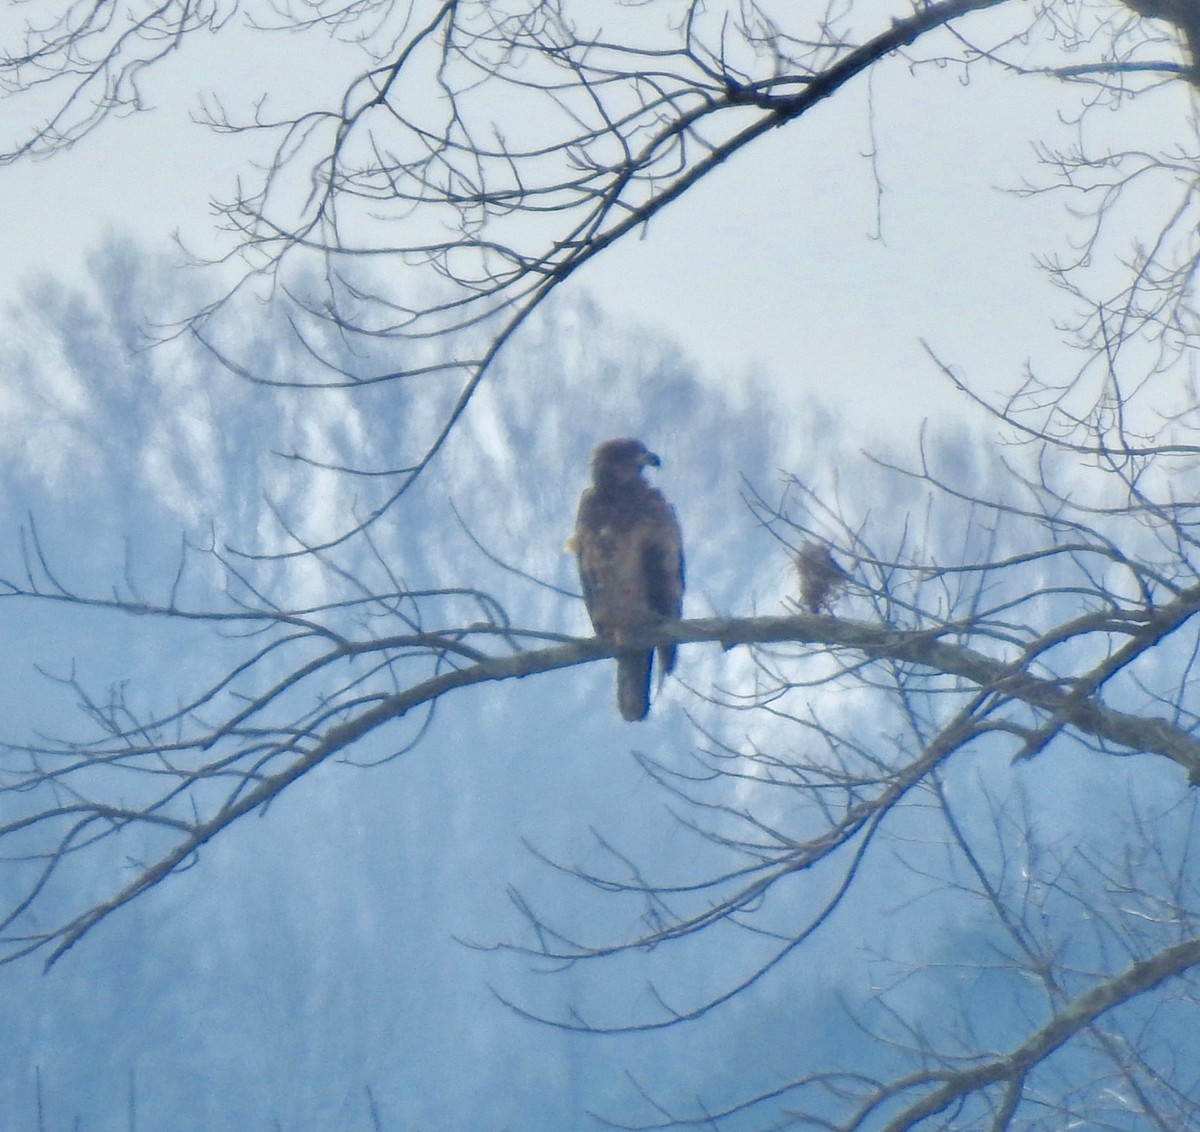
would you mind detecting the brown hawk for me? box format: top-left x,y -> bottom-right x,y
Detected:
797,541 -> 849,614
570,438 -> 684,721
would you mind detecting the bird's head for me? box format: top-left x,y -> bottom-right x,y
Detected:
591,437 -> 660,485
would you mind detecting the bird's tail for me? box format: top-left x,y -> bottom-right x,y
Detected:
616,651 -> 653,722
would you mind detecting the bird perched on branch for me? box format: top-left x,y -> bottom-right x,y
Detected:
797,541 -> 849,614
569,438 -> 684,721
1123,0 -> 1200,83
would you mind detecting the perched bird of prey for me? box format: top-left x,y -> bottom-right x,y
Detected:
797,541 -> 849,614
1121,0 -> 1200,83
570,438 -> 684,721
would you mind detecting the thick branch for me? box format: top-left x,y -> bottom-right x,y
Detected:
876,933 -> 1200,1132
40,602 -> 1200,967
672,611 -> 1200,783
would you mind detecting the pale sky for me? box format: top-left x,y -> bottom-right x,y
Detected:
5,4 -> 1178,450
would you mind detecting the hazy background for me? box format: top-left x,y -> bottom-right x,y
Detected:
0,2 -> 1195,1128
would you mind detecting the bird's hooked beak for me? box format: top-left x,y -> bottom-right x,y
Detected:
642,450 -> 661,468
